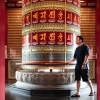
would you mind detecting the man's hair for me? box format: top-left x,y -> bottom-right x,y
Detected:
77,35 -> 84,42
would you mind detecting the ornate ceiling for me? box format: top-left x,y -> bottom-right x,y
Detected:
5,0 -> 96,8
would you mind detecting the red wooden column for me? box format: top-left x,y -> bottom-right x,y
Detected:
96,0 -> 100,100
0,0 -> 5,100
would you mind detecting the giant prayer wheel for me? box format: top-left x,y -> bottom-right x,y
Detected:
22,0 -> 80,64
15,0 -> 80,87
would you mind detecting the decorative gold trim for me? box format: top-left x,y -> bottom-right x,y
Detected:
22,26 -> 64,33
22,2 -> 80,16
22,25 -> 80,34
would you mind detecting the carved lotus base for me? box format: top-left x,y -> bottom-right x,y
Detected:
15,70 -> 75,85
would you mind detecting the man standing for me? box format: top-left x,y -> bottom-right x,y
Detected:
68,36 -> 94,97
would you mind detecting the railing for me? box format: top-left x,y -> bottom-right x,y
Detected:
16,62 -> 76,66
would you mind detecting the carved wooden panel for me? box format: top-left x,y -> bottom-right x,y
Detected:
8,60 -> 22,79
89,60 -> 95,79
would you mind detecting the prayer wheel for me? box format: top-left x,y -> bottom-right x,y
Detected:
22,0 -> 80,64
15,0 -> 81,87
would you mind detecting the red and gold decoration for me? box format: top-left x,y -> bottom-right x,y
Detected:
22,0 -> 80,63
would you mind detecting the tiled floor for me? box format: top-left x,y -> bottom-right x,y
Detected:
5,80 -> 97,100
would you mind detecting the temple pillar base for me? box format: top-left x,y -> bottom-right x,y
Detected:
10,81 -> 89,96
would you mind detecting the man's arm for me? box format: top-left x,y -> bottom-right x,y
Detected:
82,55 -> 89,69
67,58 -> 76,64
83,55 -> 89,65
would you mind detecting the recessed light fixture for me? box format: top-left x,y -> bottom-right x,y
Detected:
17,1 -> 22,3
80,0 -> 85,2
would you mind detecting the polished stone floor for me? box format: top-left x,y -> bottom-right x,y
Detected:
5,80 -> 97,100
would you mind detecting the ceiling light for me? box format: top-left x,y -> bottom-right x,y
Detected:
80,0 -> 85,2
17,1 -> 22,3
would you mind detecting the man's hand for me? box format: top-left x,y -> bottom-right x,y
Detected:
82,64 -> 86,69
66,61 -> 71,64
66,58 -> 76,64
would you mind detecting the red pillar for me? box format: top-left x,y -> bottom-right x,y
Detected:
5,8 -> 8,81
96,0 -> 100,100
0,0 -> 5,100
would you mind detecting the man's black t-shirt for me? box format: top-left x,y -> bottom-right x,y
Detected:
74,44 -> 90,70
